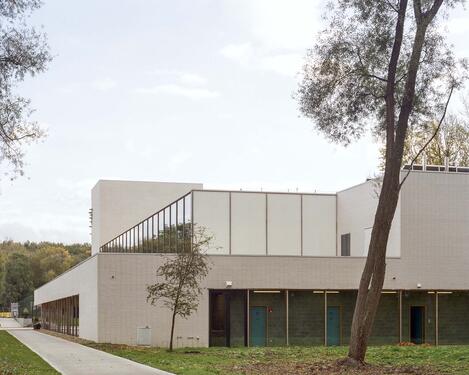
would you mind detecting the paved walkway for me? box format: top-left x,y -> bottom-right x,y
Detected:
8,330 -> 173,375
0,317 -> 22,329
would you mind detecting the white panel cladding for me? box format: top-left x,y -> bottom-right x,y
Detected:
302,195 -> 336,256
337,180 -> 401,257
34,256 -> 98,341
98,253 -> 210,347
267,194 -> 301,255
231,192 -> 266,255
192,191 -> 230,255
363,227 -> 372,256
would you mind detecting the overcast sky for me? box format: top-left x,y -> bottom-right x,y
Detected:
0,0 -> 468,244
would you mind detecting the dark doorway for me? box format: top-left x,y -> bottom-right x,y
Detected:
209,291 -> 229,346
410,306 -> 425,344
209,290 -> 247,347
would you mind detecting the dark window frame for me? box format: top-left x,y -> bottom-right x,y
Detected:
341,233 -> 351,256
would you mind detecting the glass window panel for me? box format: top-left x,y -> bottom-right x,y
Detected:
341,233 -> 351,256
139,223 -> 144,252
136,226 -> 139,251
158,211 -> 164,252
171,203 -> 177,252
164,208 -> 170,253
151,216 -> 156,252
184,194 -> 192,252
184,194 -> 192,223
135,225 -> 139,252
143,221 -> 148,252
177,198 -> 184,252
148,219 -> 152,252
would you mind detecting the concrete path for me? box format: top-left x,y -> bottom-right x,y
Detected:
0,317 -> 22,329
8,330 -> 173,375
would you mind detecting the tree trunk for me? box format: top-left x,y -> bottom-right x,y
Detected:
169,308 -> 177,351
346,0 -> 444,363
348,167 -> 401,362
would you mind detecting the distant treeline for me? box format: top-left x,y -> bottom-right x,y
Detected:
0,241 -> 91,309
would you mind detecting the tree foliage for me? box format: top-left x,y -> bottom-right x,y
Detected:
0,0 -> 51,179
147,226 -> 213,351
0,241 -> 91,308
298,0 -> 465,146
1,252 -> 33,306
297,0 -> 467,364
380,115 -> 469,168
30,245 -> 73,287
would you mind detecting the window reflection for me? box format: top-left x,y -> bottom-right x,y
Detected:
100,192 -> 193,254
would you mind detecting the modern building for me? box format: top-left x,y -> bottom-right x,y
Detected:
34,166 -> 469,348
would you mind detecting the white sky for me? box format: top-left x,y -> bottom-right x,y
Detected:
0,0 -> 468,244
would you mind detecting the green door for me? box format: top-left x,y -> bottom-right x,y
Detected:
250,307 -> 266,346
327,306 -> 340,346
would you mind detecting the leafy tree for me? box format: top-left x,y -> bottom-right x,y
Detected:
30,245 -> 73,287
146,226 -> 213,351
64,243 -> 92,264
1,252 -> 33,306
380,115 -> 469,169
0,0 -> 51,179
0,241 -> 91,307
297,0 -> 466,364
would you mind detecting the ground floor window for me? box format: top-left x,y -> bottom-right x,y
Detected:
209,289 -> 469,347
40,295 -> 79,337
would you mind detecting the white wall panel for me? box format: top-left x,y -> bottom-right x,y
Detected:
302,195 -> 336,256
267,194 -> 301,255
193,191 -> 230,255
337,180 -> 401,257
34,256 -> 98,341
231,193 -> 266,255
363,227 -> 372,256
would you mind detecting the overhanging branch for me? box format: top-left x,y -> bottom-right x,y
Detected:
399,84 -> 454,189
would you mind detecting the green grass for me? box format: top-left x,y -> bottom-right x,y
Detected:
0,331 -> 58,375
83,343 -> 469,375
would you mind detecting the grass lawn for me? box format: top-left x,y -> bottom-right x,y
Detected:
0,331 -> 58,375
81,342 -> 469,375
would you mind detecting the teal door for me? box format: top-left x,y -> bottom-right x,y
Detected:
250,307 -> 266,346
327,306 -> 340,346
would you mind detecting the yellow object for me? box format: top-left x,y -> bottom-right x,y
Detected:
0,312 -> 12,318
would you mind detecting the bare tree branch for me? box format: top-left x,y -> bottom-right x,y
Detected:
399,84 -> 455,189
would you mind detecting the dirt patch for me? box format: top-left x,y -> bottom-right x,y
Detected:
39,329 -> 94,345
227,360 -> 442,375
